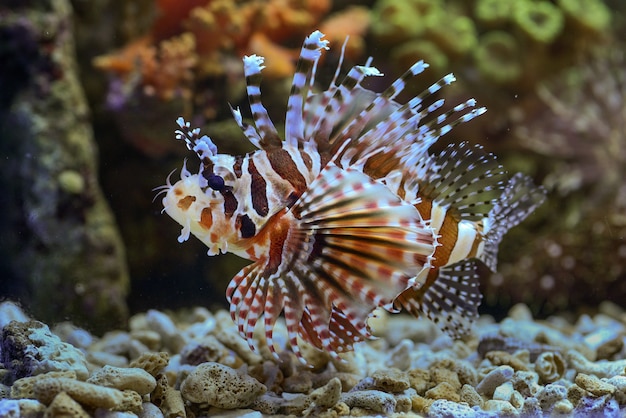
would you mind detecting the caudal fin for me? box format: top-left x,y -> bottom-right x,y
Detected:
481,173 -> 546,271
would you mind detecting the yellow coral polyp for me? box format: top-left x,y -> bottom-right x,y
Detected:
475,0 -> 514,28
474,31 -> 522,85
557,0 -> 612,35
513,1 -> 564,44
427,15 -> 477,58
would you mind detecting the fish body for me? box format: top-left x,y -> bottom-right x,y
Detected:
160,31 -> 545,361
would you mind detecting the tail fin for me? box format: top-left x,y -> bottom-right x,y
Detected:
481,173 -> 546,271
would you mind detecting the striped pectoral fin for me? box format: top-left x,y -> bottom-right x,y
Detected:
394,258 -> 483,338
291,162 -> 437,306
227,162 -> 438,361
284,162 -> 437,357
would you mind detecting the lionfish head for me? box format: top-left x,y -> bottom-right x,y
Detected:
160,118 -> 243,256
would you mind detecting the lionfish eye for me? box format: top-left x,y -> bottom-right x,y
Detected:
207,174 -> 225,191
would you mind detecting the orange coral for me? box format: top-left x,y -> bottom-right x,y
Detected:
248,32 -> 299,78
320,6 -> 371,60
96,0 -> 336,88
152,0 -> 206,40
93,0 -> 373,157
94,32 -> 197,101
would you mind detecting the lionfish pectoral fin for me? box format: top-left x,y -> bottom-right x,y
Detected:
394,258 -> 482,338
481,173 -> 546,271
291,162 -> 437,306
413,142 -> 509,221
281,162 -> 437,356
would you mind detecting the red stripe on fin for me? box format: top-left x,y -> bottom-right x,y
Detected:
226,162 -> 437,360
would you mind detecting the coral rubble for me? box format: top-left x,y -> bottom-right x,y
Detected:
3,301 -> 626,416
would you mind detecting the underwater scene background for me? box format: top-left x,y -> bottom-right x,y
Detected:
1,0 -> 626,417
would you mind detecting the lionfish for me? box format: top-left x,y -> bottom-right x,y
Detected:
160,31 -> 545,362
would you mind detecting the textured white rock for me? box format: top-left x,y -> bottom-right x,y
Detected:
180,362 -> 266,409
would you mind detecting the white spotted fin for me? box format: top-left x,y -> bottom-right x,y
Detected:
394,258 -> 483,338
409,141 -> 509,221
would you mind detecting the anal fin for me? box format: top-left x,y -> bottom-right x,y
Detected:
395,258 -> 482,338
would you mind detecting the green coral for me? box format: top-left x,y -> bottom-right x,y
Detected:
557,0 -> 611,35
371,0 -> 443,44
474,31 -> 523,85
391,40 -> 449,75
426,15 -> 478,58
371,0 -> 614,93
513,1 -> 564,44
475,0 -> 514,28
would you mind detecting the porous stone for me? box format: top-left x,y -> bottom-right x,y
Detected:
11,371 -> 77,399
32,377 -> 142,413
430,365 -> 462,391
215,328 -> 263,366
389,387 -> 412,412
567,349 -> 626,378
180,362 -> 266,409
583,328 -> 623,360
459,384 -> 483,407
129,330 -> 162,351
87,365 -> 157,395
129,352 -> 169,377
341,390 -> 396,415
483,399 -> 519,416
606,375 -> 626,404
427,399 -> 477,418
567,382 -> 588,406
574,394 -> 620,417
575,373 -> 617,396
476,365 -> 514,396
520,396 -> 542,417
179,335 -> 232,366
250,393 -> 284,415
485,350 -> 530,371
536,382 -> 567,412
46,391 -> 90,418
53,323 -> 95,350
511,370 -> 541,397
160,387 -> 186,418
1,321 -> 89,382
407,368 -> 432,395
552,399 -> 574,415
248,361 -> 284,394
370,368 -> 410,393
303,377 -> 342,414
87,351 -> 129,368
425,381 -> 460,402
